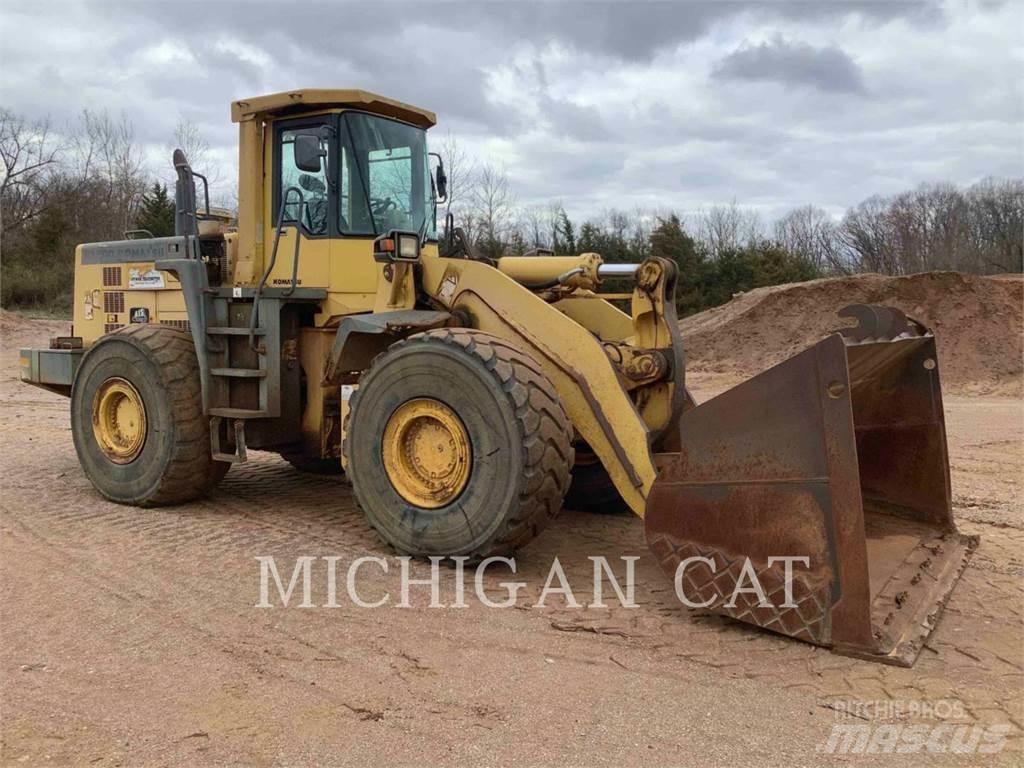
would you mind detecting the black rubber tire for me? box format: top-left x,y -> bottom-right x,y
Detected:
564,460 -> 630,515
70,324 -> 230,506
346,328 -> 573,560
280,451 -> 344,476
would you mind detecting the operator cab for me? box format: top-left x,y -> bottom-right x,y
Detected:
276,111 -> 438,241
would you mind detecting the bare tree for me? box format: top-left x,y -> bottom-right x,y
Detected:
521,204 -> 549,249
697,201 -> 762,258
468,163 -> 517,260
837,181 -> 1021,276
839,196 -> 897,273
0,110 -> 61,237
965,177 -> 1024,273
436,129 -> 474,221
70,109 -> 147,233
774,205 -> 848,273
164,116 -> 229,208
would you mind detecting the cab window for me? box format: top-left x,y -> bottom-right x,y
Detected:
277,125 -> 330,236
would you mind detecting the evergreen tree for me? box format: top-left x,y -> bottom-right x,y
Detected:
557,207 -> 576,254
650,214 -> 707,315
134,182 -> 175,237
577,221 -> 599,253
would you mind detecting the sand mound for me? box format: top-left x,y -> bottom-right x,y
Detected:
681,272 -> 1023,396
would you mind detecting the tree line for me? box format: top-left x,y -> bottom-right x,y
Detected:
443,131 -> 1020,315
2,109 -> 1021,316
0,108 -> 220,311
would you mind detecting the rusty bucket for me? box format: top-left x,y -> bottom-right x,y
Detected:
646,305 -> 977,666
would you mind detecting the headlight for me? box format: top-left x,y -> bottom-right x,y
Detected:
398,234 -> 420,260
373,230 -> 422,263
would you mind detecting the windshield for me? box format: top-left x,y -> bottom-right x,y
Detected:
340,112 -> 435,239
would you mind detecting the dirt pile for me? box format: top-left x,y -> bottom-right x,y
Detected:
680,271 -> 1023,395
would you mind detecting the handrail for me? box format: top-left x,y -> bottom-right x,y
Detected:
248,186 -> 305,351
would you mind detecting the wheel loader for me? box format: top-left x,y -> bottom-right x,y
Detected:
19,89 -> 976,666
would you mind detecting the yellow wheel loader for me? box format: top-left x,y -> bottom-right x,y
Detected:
19,90 -> 975,665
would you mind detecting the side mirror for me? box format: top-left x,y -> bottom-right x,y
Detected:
429,152 -> 447,202
294,134 -> 325,173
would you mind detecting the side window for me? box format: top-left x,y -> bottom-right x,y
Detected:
279,127 -> 329,236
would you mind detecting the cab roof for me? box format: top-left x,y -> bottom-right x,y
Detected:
231,89 -> 436,128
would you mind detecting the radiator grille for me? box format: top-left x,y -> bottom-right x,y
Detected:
102,266 -> 122,287
103,291 -> 125,313
103,323 -> 124,334
160,319 -> 191,332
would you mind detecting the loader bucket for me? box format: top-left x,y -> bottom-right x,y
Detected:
645,305 -> 977,666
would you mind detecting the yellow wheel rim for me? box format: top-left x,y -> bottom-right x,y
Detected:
92,377 -> 147,464
382,398 -> 472,508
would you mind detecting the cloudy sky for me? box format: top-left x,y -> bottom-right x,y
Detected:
1,0 -> 1021,222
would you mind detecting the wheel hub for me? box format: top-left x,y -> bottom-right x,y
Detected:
92,377 -> 147,464
382,398 -> 471,508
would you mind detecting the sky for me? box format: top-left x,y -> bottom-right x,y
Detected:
1,0 -> 1021,223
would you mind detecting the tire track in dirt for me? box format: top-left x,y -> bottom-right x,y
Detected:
3,311 -> 1022,762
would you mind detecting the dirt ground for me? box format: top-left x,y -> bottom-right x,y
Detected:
1,307 -> 1022,767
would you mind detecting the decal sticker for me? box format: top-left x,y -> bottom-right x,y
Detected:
438,270 -> 459,304
128,268 -> 165,290
130,307 -> 150,324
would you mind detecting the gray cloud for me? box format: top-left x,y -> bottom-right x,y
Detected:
0,1 -> 1018,223
712,38 -> 866,94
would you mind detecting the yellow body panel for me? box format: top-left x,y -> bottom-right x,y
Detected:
553,295 -> 634,342
419,253 -> 657,515
298,327 -> 337,459
235,118 -> 263,285
73,246 -> 189,345
231,89 -> 436,128
495,253 -> 601,289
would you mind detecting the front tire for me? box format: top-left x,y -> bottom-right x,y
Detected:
71,325 -> 229,506
346,329 -> 573,560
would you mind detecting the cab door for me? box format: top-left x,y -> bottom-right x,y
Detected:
264,116 -> 333,292
326,131 -> 379,315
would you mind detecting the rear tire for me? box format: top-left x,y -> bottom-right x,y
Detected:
71,325 -> 230,506
346,329 -> 573,560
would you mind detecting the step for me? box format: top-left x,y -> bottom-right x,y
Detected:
206,327 -> 266,336
208,407 -> 269,419
210,367 -> 267,378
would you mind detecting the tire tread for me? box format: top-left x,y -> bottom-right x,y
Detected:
347,328 -> 573,560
